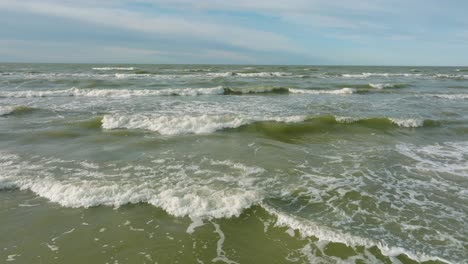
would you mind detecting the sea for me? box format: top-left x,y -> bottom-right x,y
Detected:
0,63 -> 467,264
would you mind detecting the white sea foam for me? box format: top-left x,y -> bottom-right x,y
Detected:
0,89 -> 73,98
431,94 -> 468,100
46,243 -> 59,252
389,118 -> 424,128
289,88 -> 355,94
334,116 -> 360,123
207,72 -> 235,77
236,72 -> 292,77
0,87 -> 224,98
368,83 -> 401,89
148,188 -> 261,218
342,73 -> 423,78
267,116 -> 307,123
0,106 -> 15,116
212,222 -> 239,264
335,116 -> 425,128
262,204 -> 452,264
341,72 -> 466,79
92,67 -> 135,71
396,142 -> 468,177
207,72 -> 292,78
186,217 -> 204,234
6,254 -> 20,262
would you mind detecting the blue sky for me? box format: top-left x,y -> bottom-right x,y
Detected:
0,0 -> 467,65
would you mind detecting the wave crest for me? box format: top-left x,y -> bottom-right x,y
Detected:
102,114 -> 250,135
0,106 -> 36,116
289,88 -> 355,94
0,153 -> 264,219
92,67 -> 135,71
224,86 -> 289,95
0,87 -> 224,98
100,114 -> 432,135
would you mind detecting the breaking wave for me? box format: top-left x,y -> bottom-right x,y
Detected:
262,205 -> 452,264
0,106 -> 36,116
0,87 -> 225,98
223,86 -> 290,95
207,72 -> 294,78
368,83 -> 409,89
92,67 -> 135,71
100,114 -> 434,135
340,72 -> 468,79
0,153 -> 264,219
101,114 -> 307,135
341,73 -> 424,78
0,87 -> 364,98
289,88 -> 355,94
0,152 -> 452,264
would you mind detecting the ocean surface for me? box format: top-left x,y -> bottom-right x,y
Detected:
0,64 -> 467,264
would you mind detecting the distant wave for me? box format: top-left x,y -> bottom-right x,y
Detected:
0,87 -> 225,98
92,67 -> 135,71
368,83 -> 409,89
339,72 -> 467,79
335,116 -> 428,128
2,71 -> 305,79
289,87 -> 355,94
4,71 -> 467,81
100,114 -> 434,135
226,86 -> 356,95
0,87 -> 359,98
434,74 -> 468,80
207,72 -> 303,78
431,94 -> 468,100
223,86 -> 290,94
342,73 -> 424,78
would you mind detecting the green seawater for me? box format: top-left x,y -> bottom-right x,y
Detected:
0,64 -> 467,263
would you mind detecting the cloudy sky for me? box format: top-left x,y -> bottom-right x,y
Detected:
0,0 -> 467,65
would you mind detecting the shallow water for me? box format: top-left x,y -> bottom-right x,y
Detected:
0,64 -> 467,263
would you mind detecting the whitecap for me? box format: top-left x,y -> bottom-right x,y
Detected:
92,67 -> 135,71
389,118 -> 424,128
431,94 -> 468,100
0,106 -> 15,116
289,88 -> 355,95
101,114 -> 309,135
368,83 -> 401,89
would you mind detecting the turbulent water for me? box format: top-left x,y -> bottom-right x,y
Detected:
0,64 -> 467,264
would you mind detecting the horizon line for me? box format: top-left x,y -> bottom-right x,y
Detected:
1,61 -> 467,68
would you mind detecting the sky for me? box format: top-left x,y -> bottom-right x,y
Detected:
0,0 -> 467,65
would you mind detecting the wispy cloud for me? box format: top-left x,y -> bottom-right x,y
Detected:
0,0 -> 300,53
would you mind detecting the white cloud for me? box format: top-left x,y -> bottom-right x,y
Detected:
0,0 -> 301,53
